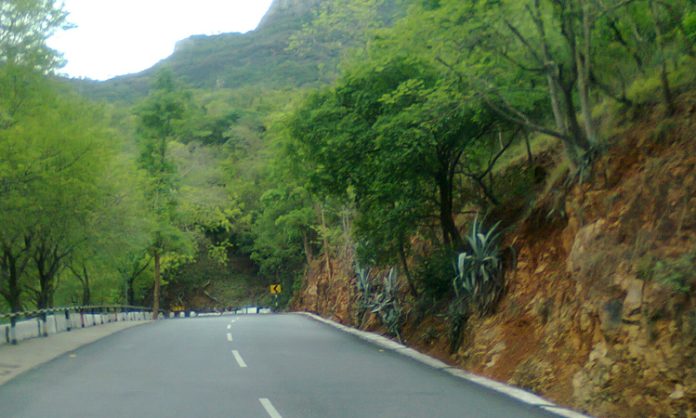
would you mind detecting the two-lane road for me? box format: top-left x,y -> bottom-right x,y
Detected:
0,315 -> 561,417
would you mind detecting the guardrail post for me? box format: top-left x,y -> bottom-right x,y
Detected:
53,310 -> 59,334
10,315 -> 17,345
65,309 -> 71,332
41,310 -> 48,337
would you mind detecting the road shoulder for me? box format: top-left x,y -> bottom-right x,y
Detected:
0,320 -> 150,386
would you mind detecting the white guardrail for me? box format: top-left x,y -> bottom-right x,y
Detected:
0,306 -> 153,346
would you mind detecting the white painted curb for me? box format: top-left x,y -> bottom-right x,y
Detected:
298,312 -> 593,418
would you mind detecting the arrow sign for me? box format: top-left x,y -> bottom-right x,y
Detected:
269,284 -> 282,294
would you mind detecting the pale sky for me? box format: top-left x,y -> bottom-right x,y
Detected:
48,0 -> 274,81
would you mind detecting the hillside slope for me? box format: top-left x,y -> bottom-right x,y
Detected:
292,93 -> 696,418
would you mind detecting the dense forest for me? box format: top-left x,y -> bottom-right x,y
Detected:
2,0 -> 696,415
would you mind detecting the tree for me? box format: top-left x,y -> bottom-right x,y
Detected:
65,154 -> 153,306
381,0 -> 696,167
287,0 -> 410,80
289,56 -> 501,250
0,0 -> 70,69
135,70 -> 194,319
0,1 -> 70,318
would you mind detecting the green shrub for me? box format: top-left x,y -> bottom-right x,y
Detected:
636,251 -> 696,294
415,248 -> 457,301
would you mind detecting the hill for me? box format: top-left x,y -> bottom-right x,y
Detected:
70,0 -> 325,102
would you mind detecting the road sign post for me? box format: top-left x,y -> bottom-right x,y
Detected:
269,284 -> 281,311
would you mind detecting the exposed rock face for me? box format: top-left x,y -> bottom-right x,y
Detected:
291,258 -> 355,325
257,0 -> 321,30
293,94 -> 696,418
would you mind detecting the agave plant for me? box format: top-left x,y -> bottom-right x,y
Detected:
453,217 -> 504,316
371,267 -> 403,340
355,264 -> 372,322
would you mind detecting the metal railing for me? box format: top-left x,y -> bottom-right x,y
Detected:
0,305 -> 159,346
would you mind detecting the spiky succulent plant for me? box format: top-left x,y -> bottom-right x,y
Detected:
453,217 -> 504,316
371,267 -> 403,339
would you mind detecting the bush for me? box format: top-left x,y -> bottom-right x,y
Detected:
415,248 -> 457,301
637,251 -> 696,294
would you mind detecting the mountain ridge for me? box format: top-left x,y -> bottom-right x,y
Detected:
70,0 -> 325,102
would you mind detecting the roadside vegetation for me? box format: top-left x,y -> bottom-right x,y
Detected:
1,0 -> 694,332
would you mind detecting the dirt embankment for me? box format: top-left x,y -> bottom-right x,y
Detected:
292,94 -> 696,418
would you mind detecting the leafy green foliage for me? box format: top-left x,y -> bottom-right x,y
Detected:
637,251 -> 696,294
251,185 -> 315,277
0,68 -> 152,311
415,248 -> 456,301
0,0 -> 70,70
5,0 -> 696,318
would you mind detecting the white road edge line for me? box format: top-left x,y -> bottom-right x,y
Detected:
259,398 -> 283,418
227,332 -> 233,342
232,350 -> 247,368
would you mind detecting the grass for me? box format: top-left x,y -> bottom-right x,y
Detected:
493,134 -> 559,174
636,250 -> 696,294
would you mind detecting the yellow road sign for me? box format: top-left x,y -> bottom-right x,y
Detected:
269,284 -> 282,294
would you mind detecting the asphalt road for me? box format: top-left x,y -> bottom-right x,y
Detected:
0,314 -> 561,418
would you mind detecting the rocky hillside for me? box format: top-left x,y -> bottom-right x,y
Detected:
292,93 -> 696,418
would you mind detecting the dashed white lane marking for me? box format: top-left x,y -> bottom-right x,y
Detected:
232,350 -> 247,368
227,333 -> 233,342
259,398 -> 283,418
227,324 -> 232,330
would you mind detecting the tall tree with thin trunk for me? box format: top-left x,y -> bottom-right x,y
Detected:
135,70 -> 193,319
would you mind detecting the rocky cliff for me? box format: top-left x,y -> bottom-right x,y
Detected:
257,0 -> 321,30
292,93 -> 696,417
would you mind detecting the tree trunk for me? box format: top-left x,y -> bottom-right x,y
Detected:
318,205 -> 333,281
562,82 -> 591,152
525,132 -> 534,167
302,231 -> 313,265
81,266 -> 91,306
152,250 -> 161,320
649,0 -> 675,115
530,0 -> 586,164
398,239 -> 418,298
1,238 -> 31,318
576,0 -> 597,146
437,173 -> 462,249
127,277 -> 136,306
